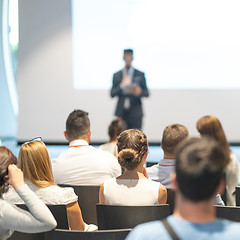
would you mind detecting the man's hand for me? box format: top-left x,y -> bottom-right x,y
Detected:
132,86 -> 142,96
120,75 -> 131,88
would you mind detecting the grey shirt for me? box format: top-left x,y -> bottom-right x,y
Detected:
147,159 -> 225,206
0,184 -> 56,240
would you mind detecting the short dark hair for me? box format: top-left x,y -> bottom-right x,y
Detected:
66,109 -> 90,140
161,124 -> 189,154
0,146 -> 17,195
117,129 -> 148,170
175,137 -> 228,202
108,118 -> 127,142
124,49 -> 133,55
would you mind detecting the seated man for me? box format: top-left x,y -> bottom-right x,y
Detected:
52,109 -> 121,185
147,124 -> 189,188
126,138 -> 240,240
147,124 -> 224,205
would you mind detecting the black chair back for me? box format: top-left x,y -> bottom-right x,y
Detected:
236,186 -> 240,206
8,204 -> 68,240
44,228 -> 131,240
166,189 -> 175,214
216,205 -> 240,222
59,185 -> 100,225
97,204 -> 170,230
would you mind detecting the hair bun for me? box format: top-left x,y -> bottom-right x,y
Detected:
118,148 -> 140,170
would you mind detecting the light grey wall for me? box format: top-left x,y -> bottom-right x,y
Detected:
17,0 -> 240,143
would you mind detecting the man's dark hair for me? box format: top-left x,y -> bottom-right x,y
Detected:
108,118 -> 127,142
66,109 -> 90,140
124,49 -> 133,55
175,137 -> 228,202
161,124 -> 189,154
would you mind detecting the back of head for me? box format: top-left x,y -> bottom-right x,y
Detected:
0,146 -> 17,194
196,115 -> 230,161
117,129 -> 148,170
18,141 -> 54,188
66,109 -> 90,141
161,124 -> 189,155
175,137 -> 228,202
108,118 -> 127,142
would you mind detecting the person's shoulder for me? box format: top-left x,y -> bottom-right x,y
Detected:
133,68 -> 145,75
113,70 -> 122,77
126,220 -> 169,240
147,164 -> 159,173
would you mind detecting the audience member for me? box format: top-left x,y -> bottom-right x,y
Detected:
52,110 -> 121,186
197,115 -> 239,206
99,118 -> 126,157
126,138 -> 240,240
147,124 -> 224,205
99,129 -> 167,205
4,140 -> 97,231
0,146 -> 56,239
147,124 -> 189,188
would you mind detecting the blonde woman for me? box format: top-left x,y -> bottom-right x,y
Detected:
4,140 -> 96,231
197,115 -> 239,206
0,146 -> 56,239
99,129 -> 167,205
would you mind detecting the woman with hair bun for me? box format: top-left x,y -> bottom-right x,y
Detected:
99,129 -> 167,205
196,115 -> 239,206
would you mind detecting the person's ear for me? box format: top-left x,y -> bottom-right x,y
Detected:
170,172 -> 178,190
64,131 -> 69,141
87,130 -> 91,142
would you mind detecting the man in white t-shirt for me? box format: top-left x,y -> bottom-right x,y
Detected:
126,138 -> 240,240
52,109 -> 121,186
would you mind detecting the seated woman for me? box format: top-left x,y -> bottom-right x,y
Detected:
197,115 -> 239,206
99,129 -> 167,205
99,118 -> 126,157
3,140 -> 97,231
0,146 -> 56,239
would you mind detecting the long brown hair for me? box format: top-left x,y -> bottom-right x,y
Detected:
196,115 -> 231,165
18,141 -> 55,188
0,146 -> 17,194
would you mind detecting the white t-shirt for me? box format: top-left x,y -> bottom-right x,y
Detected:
103,178 -> 160,205
52,139 -> 121,186
99,142 -> 117,156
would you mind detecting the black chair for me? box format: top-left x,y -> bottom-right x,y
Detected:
97,204 -> 170,230
236,186 -> 240,206
59,185 -> 100,225
8,204 -> 68,240
44,228 -> 131,240
146,162 -> 158,168
166,189 -> 175,214
216,205 -> 240,222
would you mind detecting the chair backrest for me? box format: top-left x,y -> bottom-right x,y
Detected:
44,228 -> 131,240
216,205 -> 240,222
236,186 -> 240,206
97,204 -> 170,230
59,185 -> 100,225
166,189 -> 175,215
8,204 -> 68,240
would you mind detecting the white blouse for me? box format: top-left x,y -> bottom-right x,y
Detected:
103,178 -> 160,205
3,181 -> 78,205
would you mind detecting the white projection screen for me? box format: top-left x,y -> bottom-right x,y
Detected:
18,0 -> 240,143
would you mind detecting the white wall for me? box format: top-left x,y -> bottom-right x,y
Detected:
17,0 -> 240,143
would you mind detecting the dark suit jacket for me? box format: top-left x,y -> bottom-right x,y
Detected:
111,68 -> 149,118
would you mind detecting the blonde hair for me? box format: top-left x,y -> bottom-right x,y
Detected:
18,141 -> 55,188
196,115 -> 231,165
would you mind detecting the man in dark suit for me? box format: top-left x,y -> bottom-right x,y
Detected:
111,49 -> 149,130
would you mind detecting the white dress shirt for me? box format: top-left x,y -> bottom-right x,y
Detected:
52,139 -> 122,186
